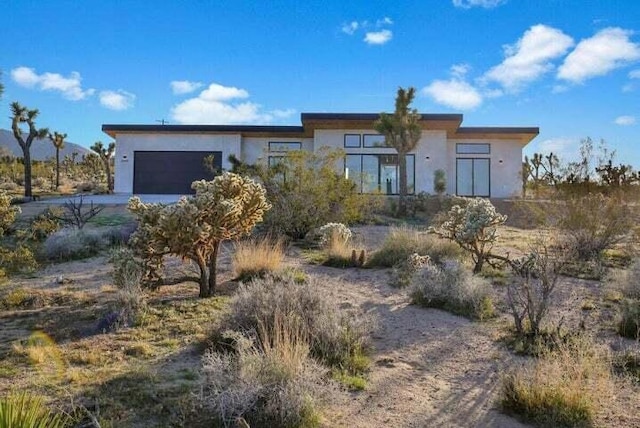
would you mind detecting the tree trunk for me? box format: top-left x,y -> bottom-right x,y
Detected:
197,259 -> 210,298
397,152 -> 408,217
207,242 -> 221,296
55,147 -> 60,190
473,258 -> 484,274
23,150 -> 32,198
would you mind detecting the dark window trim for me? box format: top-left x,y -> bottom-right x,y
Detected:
344,153 -> 415,195
456,157 -> 491,197
363,134 -> 387,148
268,141 -> 302,152
344,134 -> 361,148
456,143 -> 491,154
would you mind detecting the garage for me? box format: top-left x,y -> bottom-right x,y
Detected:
133,151 -> 222,194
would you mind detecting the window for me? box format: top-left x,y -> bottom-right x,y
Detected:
268,141 -> 302,152
268,155 -> 285,168
268,156 -> 287,183
345,154 -> 415,195
456,143 -> 490,154
456,158 -> 490,197
344,134 -> 361,148
363,134 -> 387,148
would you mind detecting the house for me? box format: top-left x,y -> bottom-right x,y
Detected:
102,113 -> 538,198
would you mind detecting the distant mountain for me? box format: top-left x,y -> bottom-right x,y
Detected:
0,129 -> 90,160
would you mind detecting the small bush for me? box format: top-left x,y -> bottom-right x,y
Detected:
201,313 -> 334,428
0,190 -> 20,236
17,207 -> 62,242
618,300 -> 640,339
0,245 -> 38,274
501,337 -> 613,427
110,246 -> 144,289
232,237 -> 285,281
610,258 -> 640,299
42,228 -> 108,261
0,392 -> 69,428
108,247 -> 147,329
389,253 -> 431,288
217,275 -> 373,374
367,227 -> 461,268
318,223 -> 352,249
409,259 -> 495,320
101,222 -> 138,246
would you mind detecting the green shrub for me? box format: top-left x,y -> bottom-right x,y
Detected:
409,259 -> 495,320
433,169 -> 446,196
367,227 -> 461,268
109,247 -> 143,289
0,190 -> 20,236
618,300 -> 640,339
217,275 -> 373,374
15,207 -> 62,242
0,392 -> 69,428
501,337 -> 613,427
42,228 -> 107,261
0,245 -> 38,274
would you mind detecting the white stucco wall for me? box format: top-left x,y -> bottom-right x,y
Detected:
114,133 -> 241,194
446,138 -> 525,198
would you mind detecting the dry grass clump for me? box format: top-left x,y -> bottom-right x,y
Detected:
42,227 -> 107,261
201,312 -> 335,428
501,336 -> 614,427
617,300 -> 640,339
217,274 -> 373,374
610,258 -> 640,299
409,259 -> 495,320
367,227 -> 461,268
232,237 -> 285,281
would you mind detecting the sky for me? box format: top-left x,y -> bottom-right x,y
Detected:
1,0 -> 639,166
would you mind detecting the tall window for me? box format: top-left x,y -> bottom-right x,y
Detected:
456,158 -> 490,197
345,154 -> 415,195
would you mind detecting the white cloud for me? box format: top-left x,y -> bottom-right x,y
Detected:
450,63 -> 471,78
552,84 -> 568,93
483,25 -> 574,92
423,79 -> 482,110
341,21 -> 359,35
10,66 -> 95,100
530,136 -> 580,162
629,69 -> 640,79
376,17 -> 393,26
614,115 -> 636,126
558,27 -> 640,83
170,80 -> 203,95
99,90 -> 136,110
452,0 -> 507,9
364,29 -> 393,45
170,82 -> 292,124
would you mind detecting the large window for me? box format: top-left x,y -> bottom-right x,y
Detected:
345,154 -> 415,195
456,143 -> 490,154
344,134 -> 361,148
269,141 -> 301,152
363,134 -> 387,148
456,158 -> 490,197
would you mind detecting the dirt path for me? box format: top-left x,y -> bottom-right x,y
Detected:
300,266 -> 529,428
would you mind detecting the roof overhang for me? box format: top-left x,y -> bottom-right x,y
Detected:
101,124 -> 307,139
449,127 -> 539,144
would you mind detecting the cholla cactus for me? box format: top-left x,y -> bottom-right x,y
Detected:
128,173 -> 271,297
318,222 -> 352,249
435,198 -> 507,273
0,191 -> 20,236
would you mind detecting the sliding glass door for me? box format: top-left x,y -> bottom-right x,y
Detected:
456,158 -> 490,197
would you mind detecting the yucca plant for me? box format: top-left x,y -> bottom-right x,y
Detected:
0,393 -> 69,428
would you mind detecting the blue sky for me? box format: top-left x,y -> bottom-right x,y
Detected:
1,0 -> 639,166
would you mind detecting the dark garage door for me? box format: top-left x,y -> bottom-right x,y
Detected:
133,151 -> 222,194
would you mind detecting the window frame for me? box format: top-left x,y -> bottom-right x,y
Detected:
268,141 -> 302,152
363,134 -> 387,148
456,143 -> 491,154
344,134 -> 361,148
455,157 -> 491,197
344,153 -> 415,195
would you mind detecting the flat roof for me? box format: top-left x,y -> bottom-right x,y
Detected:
103,113 -> 539,143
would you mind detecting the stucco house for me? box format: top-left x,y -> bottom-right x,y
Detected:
102,113 -> 538,198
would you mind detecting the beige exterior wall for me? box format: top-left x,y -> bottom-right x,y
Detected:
114,133 -> 241,194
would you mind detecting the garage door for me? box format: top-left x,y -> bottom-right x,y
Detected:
133,151 -> 222,194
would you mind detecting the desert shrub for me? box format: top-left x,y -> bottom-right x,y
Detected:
108,247 -> 147,328
110,247 -> 143,288
367,227 -> 462,268
0,181 -> 17,191
318,223 -> 352,249
617,300 -> 640,339
232,237 -> 285,281
0,245 -> 38,274
501,337 -> 613,427
0,190 -> 20,236
128,173 -> 270,297
409,259 -> 495,320
557,193 -> 632,262
0,392 -> 70,428
257,148 -> 373,239
42,228 -> 107,261
218,275 -> 373,374
100,221 -> 138,246
16,207 -> 63,242
202,313 -> 334,428
432,198 -> 507,273
433,169 -> 446,196
609,258 -> 640,299
389,253 -> 431,288
507,242 -> 560,340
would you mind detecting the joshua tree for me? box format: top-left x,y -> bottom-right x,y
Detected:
48,131 -> 67,190
10,102 -> 49,198
374,87 -> 422,216
90,141 -> 115,193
